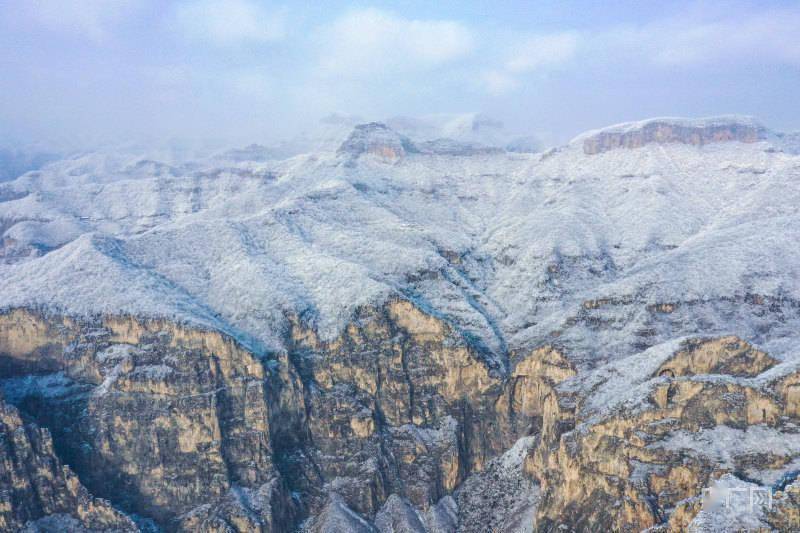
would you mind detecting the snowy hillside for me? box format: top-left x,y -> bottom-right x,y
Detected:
1,116 -> 799,365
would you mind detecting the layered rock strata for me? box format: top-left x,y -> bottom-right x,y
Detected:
581,118 -> 766,154
1,305 -> 799,531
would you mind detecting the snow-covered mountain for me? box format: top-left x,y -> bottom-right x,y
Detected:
212,113 -> 540,165
2,115 -> 798,357
1,115 -> 799,532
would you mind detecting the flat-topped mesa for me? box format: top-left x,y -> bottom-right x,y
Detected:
337,122 -> 417,160
577,116 -> 768,155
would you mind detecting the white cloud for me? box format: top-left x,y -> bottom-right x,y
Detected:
479,6 -> 800,97
660,12 -> 800,66
319,8 -> 473,76
481,70 -> 520,96
227,69 -> 274,99
609,8 -> 800,67
481,31 -> 579,95
23,0 -> 144,43
174,0 -> 286,46
505,32 -> 580,73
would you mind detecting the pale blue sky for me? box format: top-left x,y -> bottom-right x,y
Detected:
1,0 -> 799,145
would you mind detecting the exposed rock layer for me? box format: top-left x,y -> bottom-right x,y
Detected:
1,307 -> 799,531
0,309 -> 297,531
582,119 -> 766,154
531,337 -> 800,531
0,398 -> 136,531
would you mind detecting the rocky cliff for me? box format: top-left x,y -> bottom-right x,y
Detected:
0,304 -> 576,531
2,304 -> 799,531
0,309 -> 298,531
0,397 -> 137,532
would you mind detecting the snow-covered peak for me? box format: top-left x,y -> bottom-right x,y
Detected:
573,115 -> 764,139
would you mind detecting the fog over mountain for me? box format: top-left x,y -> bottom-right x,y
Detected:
2,1 -> 800,146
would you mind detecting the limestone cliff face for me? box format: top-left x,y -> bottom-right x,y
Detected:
0,309 -> 297,531
279,300 -> 574,519
529,336 -> 800,532
2,306 -> 799,532
0,305 -> 573,531
581,119 -> 766,154
0,398 -> 136,531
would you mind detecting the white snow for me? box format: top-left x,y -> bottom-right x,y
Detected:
1,117 -> 799,367
652,425 -> 800,471
96,343 -> 140,363
569,115 -> 764,144
500,435 -> 537,471
131,364 -> 173,379
559,338 -> 685,418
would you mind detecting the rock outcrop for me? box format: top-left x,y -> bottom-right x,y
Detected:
278,300 -> 574,519
580,117 -> 766,154
529,336 -> 800,532
338,123 -> 417,161
0,309 -> 297,531
0,398 -> 136,531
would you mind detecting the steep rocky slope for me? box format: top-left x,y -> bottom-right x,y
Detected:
0,396 -> 137,532
1,116 -> 799,531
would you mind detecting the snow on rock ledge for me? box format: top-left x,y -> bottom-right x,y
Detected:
575,115 -> 767,154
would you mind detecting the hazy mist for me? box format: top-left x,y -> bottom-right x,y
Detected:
2,0 -> 799,149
